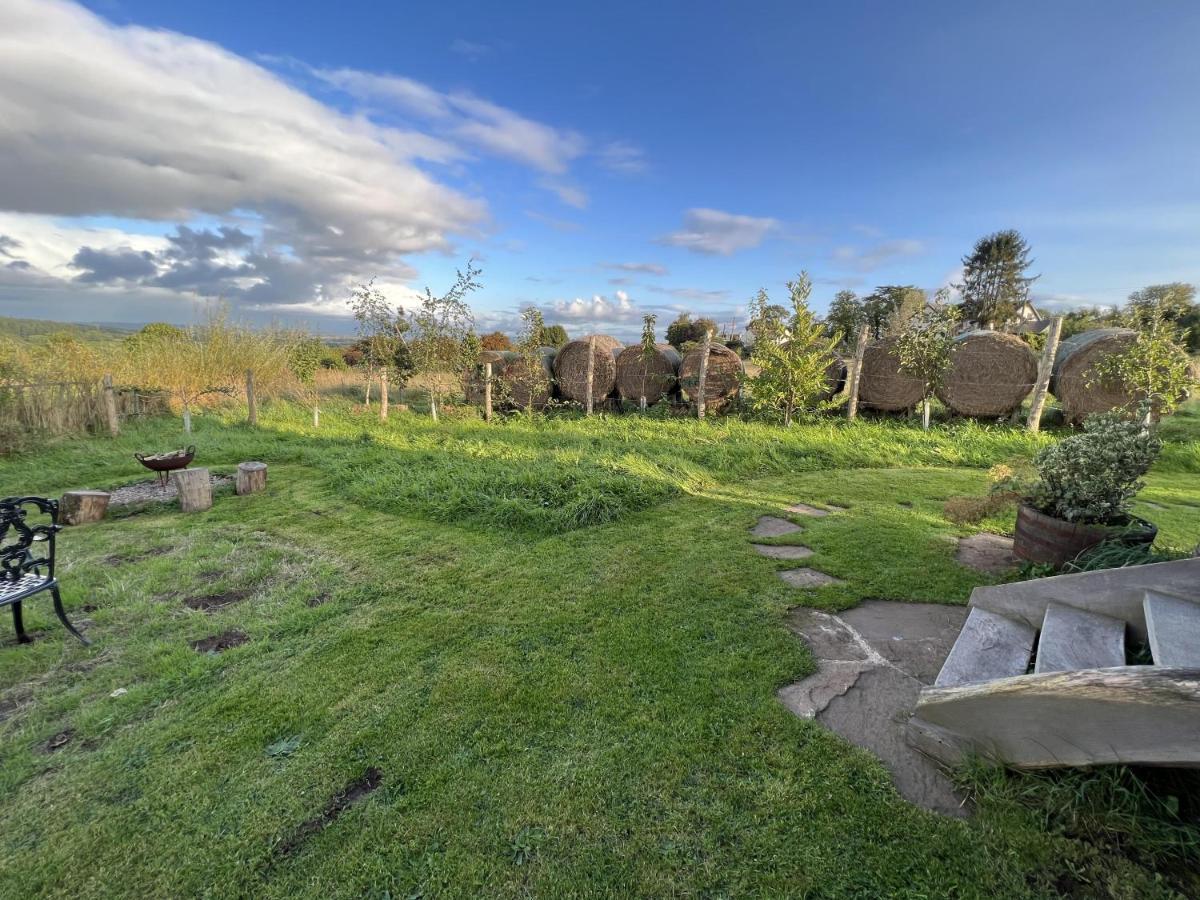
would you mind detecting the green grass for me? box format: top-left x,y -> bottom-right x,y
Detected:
0,400 -> 1197,897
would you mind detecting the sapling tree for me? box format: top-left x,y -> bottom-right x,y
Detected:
509,306 -> 554,418
747,272 -> 842,426
636,313 -> 657,409
409,260 -> 482,421
348,279 -> 412,406
895,293 -> 961,430
1091,304 -> 1195,426
287,335 -> 324,427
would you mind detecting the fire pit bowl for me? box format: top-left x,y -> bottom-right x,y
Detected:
134,445 -> 196,488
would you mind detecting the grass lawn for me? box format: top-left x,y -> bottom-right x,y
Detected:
0,400 -> 1198,897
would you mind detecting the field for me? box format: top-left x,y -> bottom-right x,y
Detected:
1,397 -> 1199,898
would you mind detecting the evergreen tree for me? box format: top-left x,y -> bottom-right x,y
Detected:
540,324 -> 569,347
956,229 -> 1038,329
747,272 -> 842,426
824,290 -> 864,346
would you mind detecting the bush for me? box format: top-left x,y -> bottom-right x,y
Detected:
1028,410 -> 1162,524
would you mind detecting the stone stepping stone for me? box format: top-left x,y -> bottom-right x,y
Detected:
785,503 -> 831,517
751,516 -> 801,537
752,544 -> 813,560
778,568 -> 845,588
955,533 -> 1016,575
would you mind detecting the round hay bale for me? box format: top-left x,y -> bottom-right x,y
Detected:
679,343 -> 743,408
858,337 -> 924,411
936,330 -> 1038,417
553,335 -> 622,403
818,354 -> 847,402
615,343 -> 680,404
1050,328 -> 1138,424
498,347 -> 556,410
465,350 -> 513,404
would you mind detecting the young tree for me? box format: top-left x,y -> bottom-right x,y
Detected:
747,272 -> 842,426
511,306 -> 554,419
1126,283 -> 1199,351
409,260 -> 482,421
1092,303 -> 1195,425
956,229 -> 1038,329
540,324 -> 569,348
825,290 -> 864,346
287,335 -> 324,426
895,294 -> 961,430
348,279 -> 412,406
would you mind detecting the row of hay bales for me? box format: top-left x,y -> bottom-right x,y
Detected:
471,335 -> 848,412
472,327 -> 1161,422
858,327 -> 1156,423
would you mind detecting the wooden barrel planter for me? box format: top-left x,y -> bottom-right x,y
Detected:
1012,504 -> 1157,568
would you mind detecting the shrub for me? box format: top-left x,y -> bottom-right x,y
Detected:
1026,410 -> 1162,524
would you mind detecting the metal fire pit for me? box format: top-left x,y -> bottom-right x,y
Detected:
134,445 -> 196,488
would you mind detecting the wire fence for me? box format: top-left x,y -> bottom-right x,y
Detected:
0,378 -> 168,438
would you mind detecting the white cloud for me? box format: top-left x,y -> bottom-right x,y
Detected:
449,39 -> 491,62
597,141 -> 648,175
539,180 -> 589,209
657,208 -> 779,256
603,261 -> 668,276
549,290 -> 638,321
317,69 -> 586,175
831,239 -> 926,272
646,285 -> 731,302
0,0 -> 487,313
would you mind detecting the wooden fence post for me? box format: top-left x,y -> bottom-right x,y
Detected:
696,329 -> 712,420
845,324 -> 870,421
1026,316 -> 1063,433
585,335 -> 596,416
380,372 -> 389,420
246,370 -> 257,427
483,362 -> 493,422
102,374 -> 119,437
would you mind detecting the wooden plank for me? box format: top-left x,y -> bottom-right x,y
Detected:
1034,602 -> 1125,673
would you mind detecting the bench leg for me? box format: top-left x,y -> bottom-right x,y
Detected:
11,602 -> 31,644
50,586 -> 90,646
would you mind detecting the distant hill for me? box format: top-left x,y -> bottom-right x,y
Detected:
0,315 -> 137,347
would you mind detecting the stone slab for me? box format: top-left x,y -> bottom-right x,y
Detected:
840,601 -> 969,684
934,608 -> 1035,688
955,533 -> 1017,575
778,568 -> 845,588
1144,592 -> 1200,667
751,516 -> 802,537
1034,602 -> 1126,673
752,544 -> 813,560
785,608 -> 872,663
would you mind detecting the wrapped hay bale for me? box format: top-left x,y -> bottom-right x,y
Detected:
1050,328 -> 1139,424
936,330 -> 1038,417
679,343 -> 743,409
615,343 -> 680,404
498,347 -> 557,410
858,337 -> 924,411
465,350 -> 514,404
553,335 -> 622,403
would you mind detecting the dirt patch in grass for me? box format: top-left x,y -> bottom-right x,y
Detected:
275,768 -> 383,857
306,592 -> 331,607
183,589 -> 253,612
42,729 -> 75,753
104,549 -> 159,567
190,630 -> 249,653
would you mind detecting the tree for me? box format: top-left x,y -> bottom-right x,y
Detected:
956,229 -> 1038,329
863,285 -> 925,339
409,260 -> 483,421
540,324 -> 569,348
825,290 -> 864,346
666,313 -> 720,350
287,335 -> 324,426
895,293 -> 961,430
746,272 -> 842,426
1092,303 -> 1196,425
480,331 -> 513,351
1126,283 -> 1198,352
1060,305 -> 1119,340
348,279 -> 413,405
512,306 -> 554,419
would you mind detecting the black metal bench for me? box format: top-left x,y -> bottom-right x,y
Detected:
1,497 -> 89,645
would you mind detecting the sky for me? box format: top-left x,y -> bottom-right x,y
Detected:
1,0 -> 1198,341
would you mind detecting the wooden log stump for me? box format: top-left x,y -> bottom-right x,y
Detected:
60,490 -> 110,526
236,461 -> 268,496
172,467 -> 212,513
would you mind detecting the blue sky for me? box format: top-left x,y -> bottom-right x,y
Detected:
0,0 -> 1197,340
